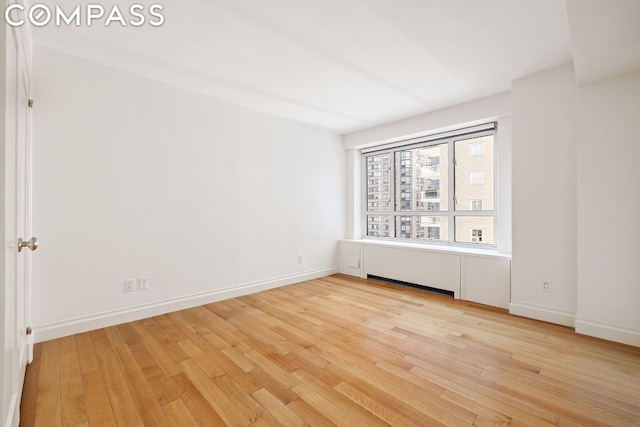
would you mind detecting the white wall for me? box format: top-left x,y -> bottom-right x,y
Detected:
32,46 -> 345,341
575,72 -> 640,345
510,65 -> 577,327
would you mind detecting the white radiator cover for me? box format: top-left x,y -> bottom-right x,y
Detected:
339,240 -> 511,309
364,245 -> 461,296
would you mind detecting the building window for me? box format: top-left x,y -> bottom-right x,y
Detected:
470,142 -> 483,156
427,226 -> 440,240
470,171 -> 484,185
472,229 -> 483,242
363,125 -> 495,246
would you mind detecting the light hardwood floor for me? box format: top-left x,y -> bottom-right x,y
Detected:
21,274 -> 640,426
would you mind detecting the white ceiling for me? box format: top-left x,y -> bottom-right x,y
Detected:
31,1 -> 585,133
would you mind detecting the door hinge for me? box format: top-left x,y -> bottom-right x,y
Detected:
28,99 -> 34,108
26,326 -> 32,335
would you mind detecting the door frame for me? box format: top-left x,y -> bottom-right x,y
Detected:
1,2 -> 34,426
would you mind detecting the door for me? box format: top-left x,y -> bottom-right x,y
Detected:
2,5 -> 34,427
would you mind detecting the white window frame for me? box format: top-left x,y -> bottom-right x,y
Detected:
361,123 -> 497,247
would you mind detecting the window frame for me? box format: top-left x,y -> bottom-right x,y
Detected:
361,124 -> 497,248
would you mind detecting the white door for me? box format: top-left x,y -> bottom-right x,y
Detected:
2,6 -> 34,427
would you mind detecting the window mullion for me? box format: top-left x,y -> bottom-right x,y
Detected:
448,139 -> 456,243
389,150 -> 396,238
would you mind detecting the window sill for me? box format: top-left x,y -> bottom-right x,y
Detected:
339,238 -> 511,260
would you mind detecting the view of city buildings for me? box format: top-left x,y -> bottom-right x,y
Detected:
366,133 -> 495,245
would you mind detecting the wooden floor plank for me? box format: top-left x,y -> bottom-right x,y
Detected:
334,381 -> 423,427
168,373 -> 226,426
91,329 -> 144,427
75,332 -> 99,375
251,387 -> 306,427
21,274 -> 640,426
59,336 -> 88,427
161,399 -> 200,427
292,367 -> 390,427
290,381 -> 368,427
20,342 -> 42,427
408,362 -> 560,426
34,340 -> 61,427
213,374 -> 281,425
179,358 -> 252,426
285,396 -> 335,425
79,370 -> 117,427
105,326 -> 174,427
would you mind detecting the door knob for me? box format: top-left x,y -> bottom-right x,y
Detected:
18,237 -> 38,252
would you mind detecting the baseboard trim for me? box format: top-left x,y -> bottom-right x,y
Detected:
575,317 -> 640,347
34,267 -> 338,343
509,301 -> 575,327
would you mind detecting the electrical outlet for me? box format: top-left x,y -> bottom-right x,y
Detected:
124,279 -> 136,292
139,277 -> 149,290
297,255 -> 303,264
543,281 -> 551,293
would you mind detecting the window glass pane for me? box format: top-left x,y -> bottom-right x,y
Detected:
395,216 -> 449,241
366,153 -> 390,212
367,215 -> 390,237
455,135 -> 493,211
455,216 -> 494,244
394,144 -> 448,212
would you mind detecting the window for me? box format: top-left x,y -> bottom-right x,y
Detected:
427,226 -> 440,240
470,142 -> 483,156
363,125 -> 495,246
470,171 -> 484,185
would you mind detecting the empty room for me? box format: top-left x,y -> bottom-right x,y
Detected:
2,0 -> 639,426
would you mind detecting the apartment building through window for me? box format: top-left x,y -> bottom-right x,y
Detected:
363,124 -> 496,246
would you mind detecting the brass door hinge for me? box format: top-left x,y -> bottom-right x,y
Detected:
28,99 -> 34,108
26,326 -> 32,335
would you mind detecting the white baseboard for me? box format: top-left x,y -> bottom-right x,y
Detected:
34,267 -> 338,343
509,301 -> 575,327
575,317 -> 640,347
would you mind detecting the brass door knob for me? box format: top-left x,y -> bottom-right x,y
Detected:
18,237 -> 38,252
